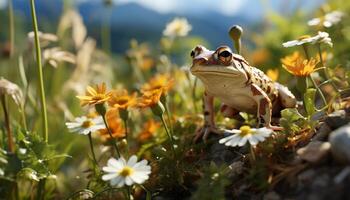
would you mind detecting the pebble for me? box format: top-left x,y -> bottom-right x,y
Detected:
329,125 -> 350,164
297,141 -> 331,164
324,110 -> 350,130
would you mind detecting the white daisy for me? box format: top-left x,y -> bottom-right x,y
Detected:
308,11 -> 344,28
163,17 -> 192,37
282,31 -> 333,48
102,155 -> 151,187
65,116 -> 105,135
219,126 -> 273,147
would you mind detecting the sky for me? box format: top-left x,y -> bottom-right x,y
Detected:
0,0 -> 324,17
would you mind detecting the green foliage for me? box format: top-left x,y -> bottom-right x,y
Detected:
280,108 -> 307,134
191,162 -> 230,200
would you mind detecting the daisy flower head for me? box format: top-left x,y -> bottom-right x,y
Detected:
282,31 -> 333,48
163,17 -> 192,38
108,89 -> 137,110
219,126 -> 273,147
308,11 -> 344,28
65,115 -> 105,135
76,83 -> 112,106
102,155 -> 151,187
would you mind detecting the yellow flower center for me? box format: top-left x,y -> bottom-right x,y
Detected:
92,94 -> 106,101
298,35 -> 311,40
239,125 -> 252,136
82,120 -> 94,128
118,166 -> 134,177
117,97 -> 129,105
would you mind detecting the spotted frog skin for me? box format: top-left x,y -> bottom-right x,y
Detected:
190,45 -> 297,141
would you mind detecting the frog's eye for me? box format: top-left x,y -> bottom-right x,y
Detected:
218,50 -> 232,64
218,50 -> 231,58
190,50 -> 195,58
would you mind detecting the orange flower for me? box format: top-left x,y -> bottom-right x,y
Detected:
138,119 -> 161,141
76,83 -> 111,106
141,74 -> 174,95
266,69 -> 279,81
108,89 -> 137,110
137,89 -> 163,109
251,49 -> 270,65
98,108 -> 125,141
281,52 -> 319,77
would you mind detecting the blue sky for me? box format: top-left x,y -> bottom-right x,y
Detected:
0,0 -> 324,17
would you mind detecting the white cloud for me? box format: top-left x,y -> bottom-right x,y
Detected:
115,0 -> 244,16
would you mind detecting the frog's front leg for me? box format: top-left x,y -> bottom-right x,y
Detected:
194,91 -> 221,142
249,84 -> 283,131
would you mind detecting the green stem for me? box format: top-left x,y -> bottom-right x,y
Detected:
30,0 -> 48,142
127,187 -> 131,200
36,179 -> 45,200
123,118 -> 130,156
191,77 -> 198,113
309,75 -> 328,109
102,115 -> 121,158
101,7 -> 111,54
317,44 -> 339,93
8,0 -> 14,57
1,95 -> 14,153
249,145 -> 256,162
302,44 -> 328,108
160,115 -> 176,158
88,132 -> 98,166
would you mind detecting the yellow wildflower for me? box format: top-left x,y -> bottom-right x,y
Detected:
266,69 -> 279,81
108,89 -> 137,110
141,74 -> 174,95
138,119 -> 161,141
281,53 -> 319,77
137,89 -> 163,109
76,83 -> 111,106
98,108 -> 125,141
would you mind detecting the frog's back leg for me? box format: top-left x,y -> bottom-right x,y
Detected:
275,82 -> 297,108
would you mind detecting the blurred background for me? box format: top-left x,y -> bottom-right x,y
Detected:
0,0 -> 324,52
2,0 -> 350,198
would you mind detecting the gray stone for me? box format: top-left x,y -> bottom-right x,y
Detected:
296,141 -> 331,164
324,110 -> 350,130
329,125 -> 350,164
313,122 -> 332,141
263,191 -> 280,200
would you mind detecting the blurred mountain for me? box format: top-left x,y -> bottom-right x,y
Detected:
79,2 -> 254,52
9,0 -> 322,52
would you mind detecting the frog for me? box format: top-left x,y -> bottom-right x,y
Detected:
190,45 -> 297,141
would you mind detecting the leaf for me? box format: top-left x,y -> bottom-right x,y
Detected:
281,108 -> 305,122
17,168 -> 40,182
304,88 -> 317,118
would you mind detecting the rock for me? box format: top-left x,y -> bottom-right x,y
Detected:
329,125 -> 350,163
324,110 -> 350,130
298,169 -> 316,184
297,141 -> 331,164
227,161 -> 244,177
263,191 -> 280,200
313,122 -> 332,141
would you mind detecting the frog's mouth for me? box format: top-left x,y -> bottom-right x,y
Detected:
191,66 -> 241,77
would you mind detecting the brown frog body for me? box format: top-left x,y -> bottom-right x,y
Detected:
190,45 -> 297,140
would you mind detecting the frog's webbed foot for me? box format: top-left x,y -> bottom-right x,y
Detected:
194,125 -> 222,142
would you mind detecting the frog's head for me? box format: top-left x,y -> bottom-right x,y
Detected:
190,45 -> 245,78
